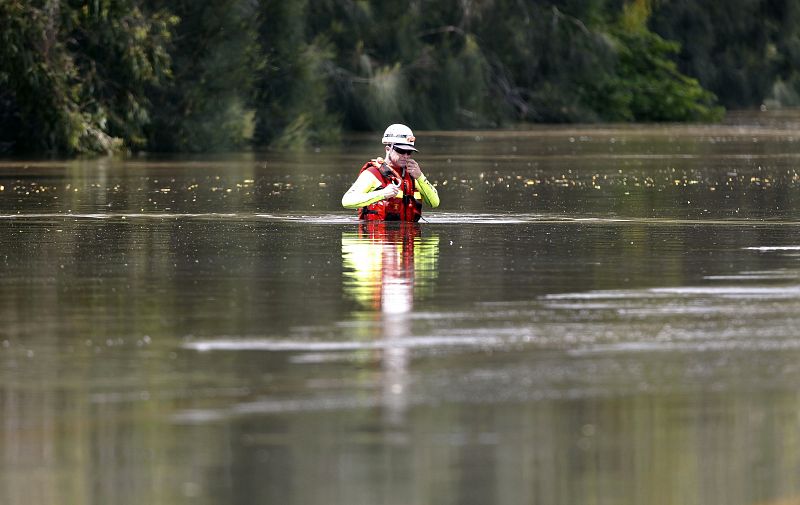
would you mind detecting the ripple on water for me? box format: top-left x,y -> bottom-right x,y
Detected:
183,334 -> 514,353
4,211 -> 800,227
745,245 -> 800,251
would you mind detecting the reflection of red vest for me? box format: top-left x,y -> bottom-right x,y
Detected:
357,159 -> 422,222
358,221 -> 420,275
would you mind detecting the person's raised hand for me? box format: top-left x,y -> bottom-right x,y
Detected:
406,159 -> 422,179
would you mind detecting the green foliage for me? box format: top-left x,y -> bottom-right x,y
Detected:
585,29 -> 724,122
0,0 -> 173,155
649,0 -> 780,108
11,0 -> 800,155
67,1 -> 175,149
144,0 -> 258,152
253,0 -> 725,142
0,1 -> 78,153
253,0 -> 340,149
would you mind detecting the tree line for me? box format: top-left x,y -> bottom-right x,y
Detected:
0,0 -> 797,155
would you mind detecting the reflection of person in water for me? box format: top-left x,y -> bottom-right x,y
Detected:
341,221 -> 439,312
341,124 -> 439,222
341,221 -> 439,424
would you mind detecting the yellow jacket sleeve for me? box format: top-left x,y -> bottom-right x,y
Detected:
415,174 -> 440,208
342,168 -> 440,210
342,170 -> 385,209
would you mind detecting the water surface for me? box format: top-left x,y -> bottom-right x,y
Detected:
3,112 -> 800,505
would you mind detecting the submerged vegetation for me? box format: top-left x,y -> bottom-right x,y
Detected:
0,0 -> 797,155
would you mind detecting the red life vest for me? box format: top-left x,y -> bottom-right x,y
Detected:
357,159 -> 422,222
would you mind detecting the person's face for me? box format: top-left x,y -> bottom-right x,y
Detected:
387,145 -> 414,167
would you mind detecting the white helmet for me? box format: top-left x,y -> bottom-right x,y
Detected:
382,123 -> 418,151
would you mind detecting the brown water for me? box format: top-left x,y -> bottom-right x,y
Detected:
3,111 -> 800,505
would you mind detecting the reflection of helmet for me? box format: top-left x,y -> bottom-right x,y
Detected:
382,123 -> 418,151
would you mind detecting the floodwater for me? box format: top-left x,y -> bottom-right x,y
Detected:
4,111 -> 800,505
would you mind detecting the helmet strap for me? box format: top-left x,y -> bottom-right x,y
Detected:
386,143 -> 394,164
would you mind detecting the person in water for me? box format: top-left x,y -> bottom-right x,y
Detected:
342,123 -> 439,221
